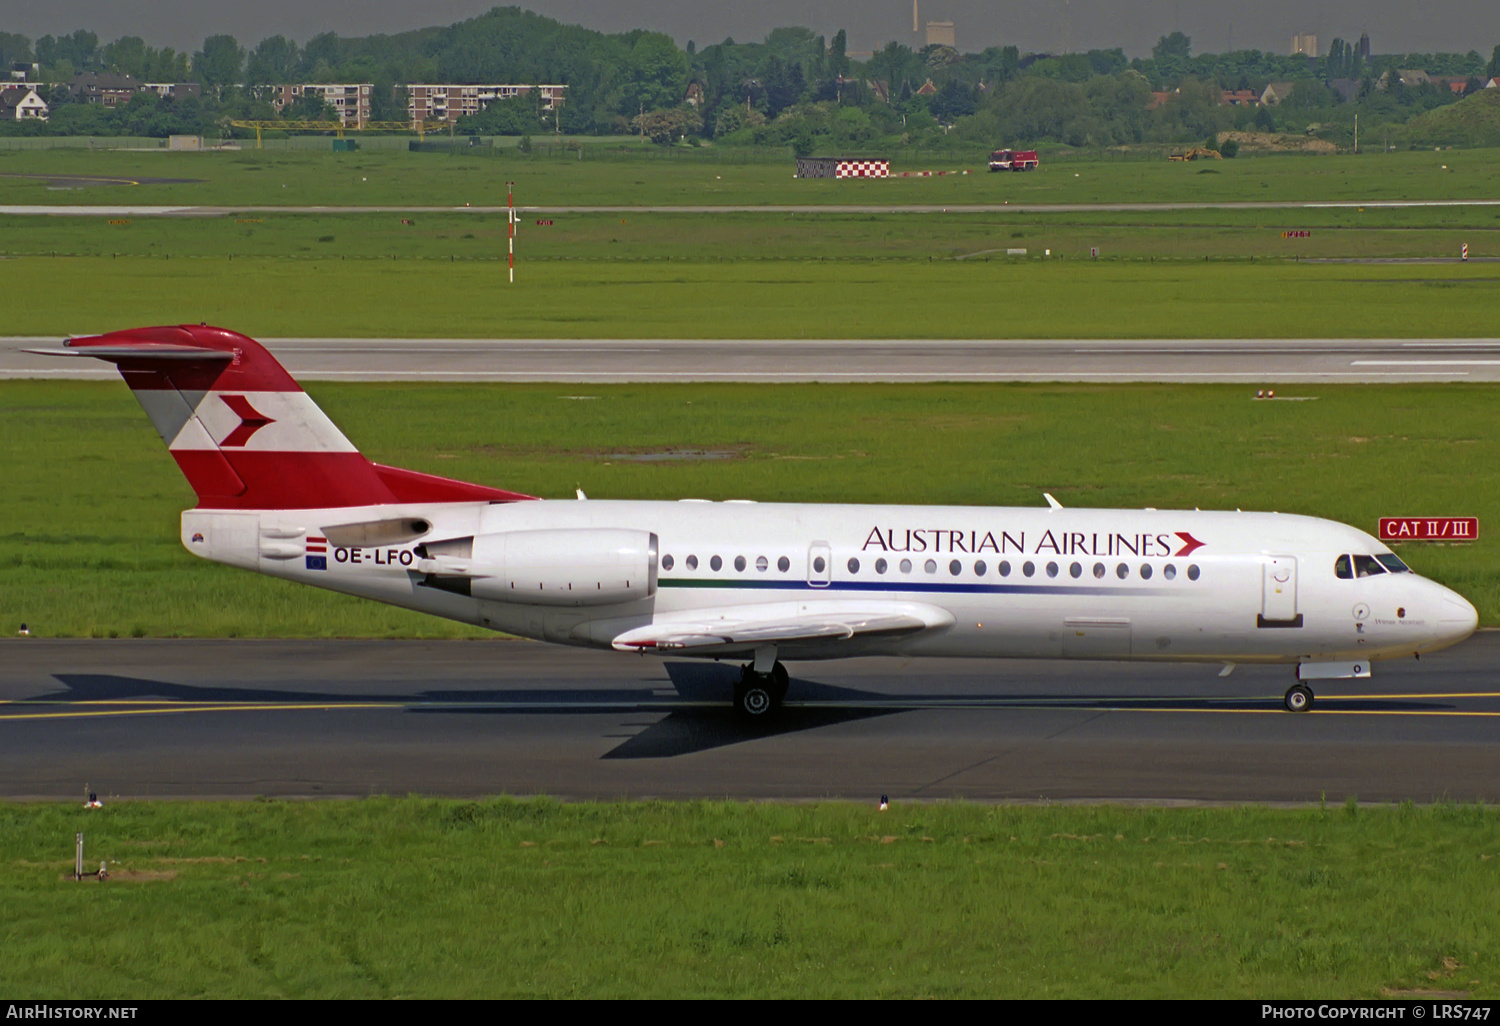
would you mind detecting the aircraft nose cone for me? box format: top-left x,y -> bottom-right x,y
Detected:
1440,594 -> 1479,636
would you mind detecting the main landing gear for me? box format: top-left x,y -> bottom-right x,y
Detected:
1284,683 -> 1314,713
734,661 -> 790,721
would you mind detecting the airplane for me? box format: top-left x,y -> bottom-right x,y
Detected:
35,324 -> 1479,720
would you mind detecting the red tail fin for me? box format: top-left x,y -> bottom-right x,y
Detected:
56,325 -> 533,510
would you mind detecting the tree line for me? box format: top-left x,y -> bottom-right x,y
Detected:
2,7 -> 1498,148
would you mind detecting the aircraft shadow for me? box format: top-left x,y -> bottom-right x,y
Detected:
599,661 -> 897,759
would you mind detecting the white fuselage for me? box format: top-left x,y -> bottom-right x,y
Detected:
181,498 -> 1478,672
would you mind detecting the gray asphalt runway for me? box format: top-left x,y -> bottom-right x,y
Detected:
8,336 -> 1500,382
3,635 -> 1496,803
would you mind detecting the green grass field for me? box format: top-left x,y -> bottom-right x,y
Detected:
3,255 -> 1499,339
5,204 -> 1498,263
5,380 -> 1497,638
4,147 -> 1499,339
3,145 -> 1500,207
2,798 -> 1495,998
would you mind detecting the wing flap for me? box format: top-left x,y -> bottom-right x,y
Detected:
611,603 -> 953,653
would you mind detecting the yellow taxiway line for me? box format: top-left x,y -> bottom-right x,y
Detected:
0,702 -> 398,721
2,692 -> 1498,723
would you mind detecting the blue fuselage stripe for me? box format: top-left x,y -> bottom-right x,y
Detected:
659,578 -> 1161,597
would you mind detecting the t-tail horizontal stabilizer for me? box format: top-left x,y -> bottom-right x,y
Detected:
32,325 -> 536,511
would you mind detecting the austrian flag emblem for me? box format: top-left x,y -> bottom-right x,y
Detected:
305,535 -> 328,571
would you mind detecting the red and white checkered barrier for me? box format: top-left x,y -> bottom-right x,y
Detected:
796,158 -> 891,179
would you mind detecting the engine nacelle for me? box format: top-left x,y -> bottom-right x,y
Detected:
461,529 -> 658,607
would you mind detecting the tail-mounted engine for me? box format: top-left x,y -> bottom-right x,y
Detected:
415,529 -> 657,607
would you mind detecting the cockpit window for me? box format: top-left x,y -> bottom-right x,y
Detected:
1334,555 -> 1352,580
1352,554 -> 1387,577
1376,554 -> 1411,574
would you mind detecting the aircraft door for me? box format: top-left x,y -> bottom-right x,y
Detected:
808,541 -> 832,588
1259,555 -> 1302,627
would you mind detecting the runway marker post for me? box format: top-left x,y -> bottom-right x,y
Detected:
507,181 -> 516,284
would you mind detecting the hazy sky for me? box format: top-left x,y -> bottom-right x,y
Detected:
6,1 -> 1500,58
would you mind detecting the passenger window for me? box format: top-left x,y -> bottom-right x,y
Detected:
998,560 -> 1011,577
813,556 -> 826,573
1070,562 -> 1082,579
662,554 -> 674,571
1163,564 -> 1176,580
1353,555 -> 1386,578
734,556 -> 747,572
1187,564 -> 1200,581
949,559 -> 962,576
1046,562 -> 1059,578
1022,561 -> 1035,578
756,556 -> 769,572
924,559 -> 938,574
1140,564 -> 1152,580
1093,562 -> 1105,579
974,560 -> 986,576
900,559 -> 912,573
1334,555 -> 1353,580
875,558 -> 887,574
848,557 -> 860,573
710,555 -> 722,571
777,556 -> 790,572
686,555 -> 698,570
1116,563 -> 1129,579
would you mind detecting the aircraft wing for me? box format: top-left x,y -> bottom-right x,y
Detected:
610,601 -> 955,653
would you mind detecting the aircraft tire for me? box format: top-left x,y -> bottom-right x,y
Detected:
734,674 -> 779,721
1284,684 -> 1314,713
770,661 -> 790,701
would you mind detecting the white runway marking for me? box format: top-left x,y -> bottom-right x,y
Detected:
1350,360 -> 1500,366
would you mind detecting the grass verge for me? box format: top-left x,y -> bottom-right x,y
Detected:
3,256 -> 1500,338
4,381 -> 1497,637
1,798 -> 1495,998
3,146 -> 1500,207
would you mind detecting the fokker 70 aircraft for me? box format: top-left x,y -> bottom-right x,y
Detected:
38,326 -> 1478,719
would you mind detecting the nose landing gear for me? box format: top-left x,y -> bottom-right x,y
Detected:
734,661 -> 790,721
1284,683 -> 1314,713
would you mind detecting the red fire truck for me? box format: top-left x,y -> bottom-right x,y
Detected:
988,149 -> 1040,171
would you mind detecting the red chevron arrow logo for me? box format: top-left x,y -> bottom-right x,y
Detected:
218,394 -> 275,447
1174,531 -> 1205,557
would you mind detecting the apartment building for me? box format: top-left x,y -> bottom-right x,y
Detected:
407,83 -> 566,123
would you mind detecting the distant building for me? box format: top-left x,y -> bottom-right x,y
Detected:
1429,76 -> 1471,94
1357,32 -> 1371,59
684,82 -> 703,107
925,21 -> 956,49
142,82 -> 200,101
1291,34 -> 1318,57
1327,78 -> 1361,104
915,78 -> 938,96
1220,89 -> 1259,106
1487,77 -> 1500,89
266,84 -> 372,126
1260,81 -> 1297,106
0,85 -> 47,120
407,84 -> 567,125
1146,90 -> 1172,110
68,72 -> 141,107
1396,69 -> 1430,87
